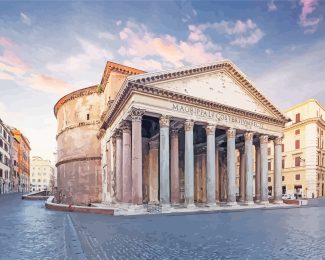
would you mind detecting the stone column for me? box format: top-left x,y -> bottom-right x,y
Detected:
255,143 -> 261,203
122,121 -> 132,204
274,137 -> 282,203
149,140 -> 159,203
115,129 -> 123,202
184,120 -> 195,207
244,132 -> 254,205
260,135 -> 268,203
159,115 -> 170,206
206,124 -> 216,206
131,108 -> 145,205
227,128 -> 237,205
215,147 -> 220,203
239,147 -> 245,203
170,129 -> 180,205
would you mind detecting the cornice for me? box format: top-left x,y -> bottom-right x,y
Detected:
100,60 -> 289,130
284,117 -> 325,131
100,82 -> 287,130
54,85 -> 98,117
56,120 -> 100,139
127,60 -> 289,122
100,61 -> 145,91
56,156 -> 101,167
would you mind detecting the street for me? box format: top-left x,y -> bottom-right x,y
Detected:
1,193 -> 325,259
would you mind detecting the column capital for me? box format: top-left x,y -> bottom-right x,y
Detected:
184,120 -> 194,131
259,135 -> 268,144
205,124 -> 216,136
159,115 -> 170,128
170,128 -> 179,138
121,120 -> 131,132
274,136 -> 282,145
244,132 -> 253,141
149,140 -> 159,150
130,108 -> 145,121
114,128 -> 122,139
226,128 -> 236,138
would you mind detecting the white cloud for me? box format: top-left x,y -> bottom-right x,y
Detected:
47,38 -> 113,73
116,20 -> 122,26
265,49 -> 272,55
188,19 -> 264,48
254,40 -> 325,109
20,12 -> 31,25
267,0 -> 277,12
230,29 -> 265,48
98,31 -> 116,41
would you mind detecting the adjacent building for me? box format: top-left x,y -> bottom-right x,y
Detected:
0,119 -> 12,194
54,60 -> 289,207
11,128 -> 31,192
268,99 -> 325,198
30,156 -> 55,192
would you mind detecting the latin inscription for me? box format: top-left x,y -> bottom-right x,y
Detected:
172,103 -> 264,129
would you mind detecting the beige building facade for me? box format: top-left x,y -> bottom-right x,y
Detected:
268,99 -> 325,198
55,60 -> 289,208
30,156 -> 55,192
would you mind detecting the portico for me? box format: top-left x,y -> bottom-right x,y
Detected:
99,60 -> 289,209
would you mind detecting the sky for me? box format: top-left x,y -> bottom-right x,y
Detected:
0,0 -> 324,162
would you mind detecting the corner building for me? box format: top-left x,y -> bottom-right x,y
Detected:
268,99 -> 325,198
55,60 -> 289,207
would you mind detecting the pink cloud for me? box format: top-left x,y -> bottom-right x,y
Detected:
119,21 -> 223,70
299,0 -> 321,33
0,37 -> 14,48
0,36 -> 74,95
26,74 -> 74,95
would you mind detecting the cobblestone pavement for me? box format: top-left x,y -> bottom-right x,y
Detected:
0,193 -> 75,260
1,194 -> 325,260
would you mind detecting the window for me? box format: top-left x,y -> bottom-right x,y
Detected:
295,113 -> 300,123
282,144 -> 284,152
295,157 -> 301,167
282,159 -> 285,169
295,174 -> 300,180
268,177 -> 271,182
295,140 -> 300,149
282,176 -> 285,181
87,114 -> 90,120
268,161 -> 272,171
268,148 -> 271,156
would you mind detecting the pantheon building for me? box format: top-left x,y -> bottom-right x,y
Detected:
54,60 -> 289,209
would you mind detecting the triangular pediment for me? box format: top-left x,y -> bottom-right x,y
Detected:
127,60 -> 288,122
150,71 -> 274,117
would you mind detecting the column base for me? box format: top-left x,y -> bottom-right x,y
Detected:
259,200 -> 269,205
128,204 -> 147,214
161,204 -> 172,212
185,203 -> 196,209
206,202 -> 217,208
273,200 -> 283,204
226,201 -> 238,206
244,201 -> 255,206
